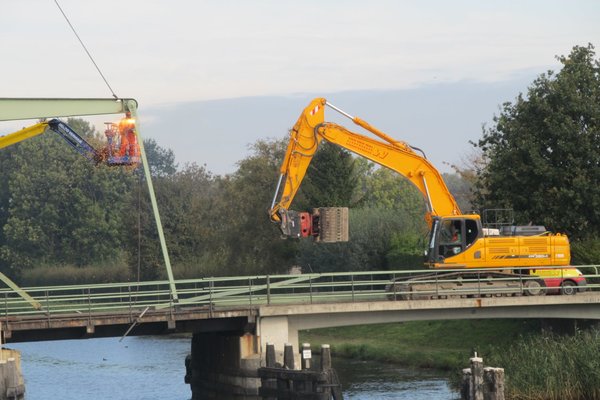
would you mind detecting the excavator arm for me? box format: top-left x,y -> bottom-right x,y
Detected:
269,98 -> 461,233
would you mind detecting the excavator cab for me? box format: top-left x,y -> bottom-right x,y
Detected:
426,216 -> 482,263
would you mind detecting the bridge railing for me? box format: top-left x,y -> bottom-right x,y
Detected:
0,265 -> 598,317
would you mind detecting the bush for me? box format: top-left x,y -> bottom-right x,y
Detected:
386,232 -> 427,270
296,208 -> 425,272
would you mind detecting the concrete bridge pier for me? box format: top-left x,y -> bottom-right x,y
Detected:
257,316 -> 299,368
186,316 -> 299,400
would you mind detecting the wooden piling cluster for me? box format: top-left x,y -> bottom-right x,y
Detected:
258,343 -> 343,400
461,353 -> 504,400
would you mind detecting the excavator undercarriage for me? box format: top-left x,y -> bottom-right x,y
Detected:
385,271 -> 547,300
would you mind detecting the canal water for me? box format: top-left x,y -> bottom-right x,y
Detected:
9,336 -> 458,399
335,358 -> 457,400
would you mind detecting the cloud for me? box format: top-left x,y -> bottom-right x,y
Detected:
140,75 -> 537,175
2,1 -> 597,106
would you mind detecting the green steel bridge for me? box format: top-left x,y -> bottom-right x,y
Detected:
1,265 -> 599,343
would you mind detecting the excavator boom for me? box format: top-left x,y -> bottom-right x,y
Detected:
270,97 -> 461,227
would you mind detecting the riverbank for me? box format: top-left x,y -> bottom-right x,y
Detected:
301,319 -> 542,371
301,319 -> 600,400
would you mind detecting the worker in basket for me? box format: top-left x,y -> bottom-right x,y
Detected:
118,112 -> 139,158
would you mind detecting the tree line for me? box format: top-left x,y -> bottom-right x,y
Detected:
0,125 -> 439,284
0,43 -> 598,285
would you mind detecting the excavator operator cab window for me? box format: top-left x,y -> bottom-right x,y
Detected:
437,218 -> 479,259
439,219 -> 463,258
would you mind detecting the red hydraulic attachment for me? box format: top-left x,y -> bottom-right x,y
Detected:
277,208 -> 349,243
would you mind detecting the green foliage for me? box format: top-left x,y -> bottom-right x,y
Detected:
571,236 -> 600,265
143,138 -> 178,177
124,162 -> 233,280
296,208 -> 423,272
120,138 -> 178,278
297,142 -> 360,209
293,154 -> 432,273
0,119 -> 134,276
475,44 -> 600,239
0,146 -> 17,267
221,138 -> 298,275
355,159 -> 426,219
442,172 -> 474,212
386,231 -> 426,270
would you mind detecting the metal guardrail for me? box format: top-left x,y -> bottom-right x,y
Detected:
0,265 -> 598,318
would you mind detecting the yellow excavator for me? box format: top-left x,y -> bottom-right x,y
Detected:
269,98 -> 579,297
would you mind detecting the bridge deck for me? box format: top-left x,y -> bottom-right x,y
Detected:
2,306 -> 256,342
0,267 -> 598,342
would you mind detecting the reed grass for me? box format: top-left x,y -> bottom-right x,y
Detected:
488,329 -> 600,400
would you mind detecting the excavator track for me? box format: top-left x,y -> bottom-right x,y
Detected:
385,271 -> 546,300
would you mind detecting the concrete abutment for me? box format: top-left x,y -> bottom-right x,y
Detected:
186,316 -> 300,400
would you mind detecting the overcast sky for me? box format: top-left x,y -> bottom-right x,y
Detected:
2,0 -> 599,173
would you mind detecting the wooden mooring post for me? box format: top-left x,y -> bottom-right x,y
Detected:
461,353 -> 504,400
258,343 -> 343,400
